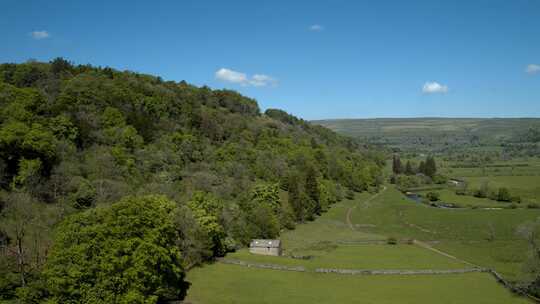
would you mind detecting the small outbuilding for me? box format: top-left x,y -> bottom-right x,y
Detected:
249,239 -> 282,256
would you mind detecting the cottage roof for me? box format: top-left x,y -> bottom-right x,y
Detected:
250,239 -> 281,248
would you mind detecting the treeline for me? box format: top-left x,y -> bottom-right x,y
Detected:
455,181 -> 522,204
390,155 -> 448,190
392,155 -> 437,177
0,59 -> 384,302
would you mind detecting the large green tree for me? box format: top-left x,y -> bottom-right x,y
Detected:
43,195 -> 189,304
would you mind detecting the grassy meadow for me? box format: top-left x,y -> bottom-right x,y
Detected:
464,176 -> 540,203
185,186 -> 538,303
187,264 -> 528,304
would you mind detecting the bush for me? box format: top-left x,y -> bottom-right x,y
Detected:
473,188 -> 487,198
426,192 -> 440,202
496,187 -> 512,202
345,189 -> 355,200
527,203 -> 540,209
455,189 -> 467,196
433,174 -> 448,184
387,237 -> 398,245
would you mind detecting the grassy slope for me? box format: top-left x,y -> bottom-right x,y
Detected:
350,187 -> 540,279
312,118 -> 540,141
185,187 -> 534,303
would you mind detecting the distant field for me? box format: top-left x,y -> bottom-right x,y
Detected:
186,264 -> 528,304
313,118 -> 540,140
312,117 -> 540,152
417,189 -> 506,208
463,176 -> 540,203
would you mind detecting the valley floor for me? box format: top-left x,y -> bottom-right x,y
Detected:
185,186 -> 537,303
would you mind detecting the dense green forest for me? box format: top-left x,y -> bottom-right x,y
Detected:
0,59 -> 384,303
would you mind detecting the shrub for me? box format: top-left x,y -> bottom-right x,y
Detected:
455,189 -> 467,196
387,237 -> 398,245
345,189 -> 355,200
426,192 -> 440,202
527,203 -> 540,209
496,187 -> 512,202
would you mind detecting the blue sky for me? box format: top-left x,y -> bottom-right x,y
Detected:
1,0 -> 539,119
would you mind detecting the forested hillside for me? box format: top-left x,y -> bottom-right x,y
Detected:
0,59 -> 383,302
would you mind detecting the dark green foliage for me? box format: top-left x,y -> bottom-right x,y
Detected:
423,156 -> 437,178
43,195 -> 188,303
305,166 -> 321,215
392,155 -> 402,175
387,237 -> 398,245
50,57 -> 73,76
496,187 -> 512,202
426,192 -> 440,202
404,160 -> 414,175
473,181 -> 489,198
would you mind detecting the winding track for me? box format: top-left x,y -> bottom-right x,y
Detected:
346,186 -> 387,231
346,186 -> 480,268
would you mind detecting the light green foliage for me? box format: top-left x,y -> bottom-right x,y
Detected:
0,61 -> 383,302
43,195 -> 188,304
101,106 -> 126,128
188,192 -> 227,256
48,115 -> 78,142
250,182 -> 281,214
11,158 -> 41,190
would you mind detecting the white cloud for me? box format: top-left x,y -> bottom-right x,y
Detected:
422,81 -> 448,94
526,64 -> 540,74
309,24 -> 324,31
215,68 -> 248,84
215,68 -> 277,87
30,30 -> 50,40
249,74 -> 277,87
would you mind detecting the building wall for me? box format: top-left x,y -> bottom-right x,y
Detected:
249,246 -> 281,256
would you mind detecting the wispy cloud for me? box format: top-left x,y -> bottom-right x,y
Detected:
309,24 -> 324,31
30,30 -> 50,40
526,64 -> 540,74
422,81 -> 448,94
215,68 -> 277,87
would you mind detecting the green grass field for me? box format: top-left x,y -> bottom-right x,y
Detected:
186,264 -> 529,304
464,176 -> 540,203
227,244 -> 468,270
185,186 -> 538,303
417,189 -> 505,208
349,187 -> 540,280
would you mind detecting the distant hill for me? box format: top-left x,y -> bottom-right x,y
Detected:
312,118 -> 540,153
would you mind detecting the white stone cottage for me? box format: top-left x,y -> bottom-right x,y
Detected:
249,239 -> 282,256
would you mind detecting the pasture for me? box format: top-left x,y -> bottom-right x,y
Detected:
186,264 -> 528,304
464,176 -> 540,203
185,186 -> 538,303
417,189 -> 505,208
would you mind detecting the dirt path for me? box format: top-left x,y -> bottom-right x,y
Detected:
345,186 -> 480,269
413,240 -> 481,268
346,186 -> 387,231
